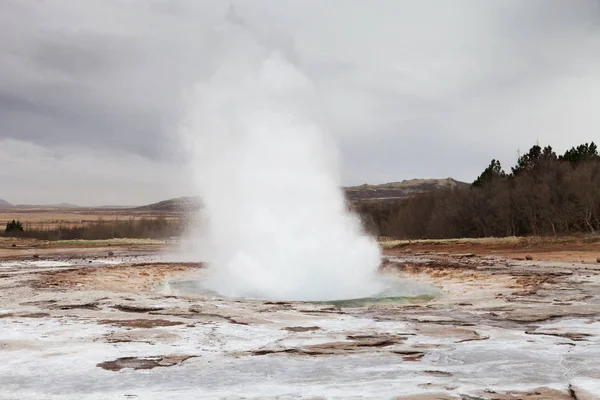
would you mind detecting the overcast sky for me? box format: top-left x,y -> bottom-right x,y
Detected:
1,0 -> 600,206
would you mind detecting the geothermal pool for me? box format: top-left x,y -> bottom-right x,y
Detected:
157,272 -> 442,306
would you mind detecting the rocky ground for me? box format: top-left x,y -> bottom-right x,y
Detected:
1,238 -> 599,399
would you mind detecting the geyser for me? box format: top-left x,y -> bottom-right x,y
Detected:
181,20 -> 382,301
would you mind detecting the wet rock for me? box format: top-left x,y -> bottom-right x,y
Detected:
251,348 -> 309,356
504,304 -> 599,323
392,394 -> 455,400
456,333 -> 490,343
112,304 -> 165,313
97,355 -> 198,371
346,334 -> 409,342
19,300 -> 57,307
104,329 -> 179,345
569,383 -> 597,400
596,257 -> 600,263
263,301 -> 292,306
470,387 -> 574,399
283,326 -> 321,332
526,255 -> 533,260
50,302 -> 100,311
32,254 -> 39,259
0,312 -> 51,319
392,350 -> 425,361
414,325 -> 484,342
457,253 -> 476,258
252,336 -> 407,356
298,306 -> 345,315
525,330 -> 592,341
24,313 -> 51,318
306,338 -> 401,352
98,319 -> 185,328
424,370 -> 453,377
409,315 -> 455,323
187,306 -> 249,325
108,251 -> 114,256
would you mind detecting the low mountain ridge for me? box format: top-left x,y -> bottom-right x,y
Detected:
133,196 -> 202,212
0,199 -> 13,207
344,178 -> 469,202
13,203 -> 80,209
134,178 -> 467,211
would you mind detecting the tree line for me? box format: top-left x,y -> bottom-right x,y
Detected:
3,217 -> 185,241
356,142 -> 600,239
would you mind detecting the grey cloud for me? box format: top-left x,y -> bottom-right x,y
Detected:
0,139 -> 189,206
0,1 -> 219,159
32,33 -> 145,78
1,0 -> 600,204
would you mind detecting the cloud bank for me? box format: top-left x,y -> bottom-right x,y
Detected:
1,0 -> 599,205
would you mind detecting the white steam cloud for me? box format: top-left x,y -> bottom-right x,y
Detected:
180,16 -> 382,301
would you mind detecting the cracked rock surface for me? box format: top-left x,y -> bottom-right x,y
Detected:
1,245 -> 599,399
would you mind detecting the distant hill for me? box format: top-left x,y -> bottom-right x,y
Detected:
4,179 -> 467,212
344,178 -> 469,202
134,196 -> 202,212
47,203 -> 80,209
0,199 -> 13,207
94,205 -> 136,209
134,178 -> 468,211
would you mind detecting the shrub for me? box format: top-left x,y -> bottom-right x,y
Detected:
5,219 -> 24,233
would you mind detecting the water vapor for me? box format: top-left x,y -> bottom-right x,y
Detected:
180,14 -> 382,301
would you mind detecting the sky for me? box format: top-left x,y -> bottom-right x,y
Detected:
1,0 -> 600,206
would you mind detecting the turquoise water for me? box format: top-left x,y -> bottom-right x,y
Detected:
309,294 -> 436,308
156,275 -> 441,307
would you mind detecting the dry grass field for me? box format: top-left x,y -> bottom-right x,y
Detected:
0,207 -> 188,241
0,207 -> 181,230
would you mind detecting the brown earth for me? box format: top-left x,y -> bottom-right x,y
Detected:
36,262 -> 202,293
384,235 -> 600,263
0,237 -> 164,259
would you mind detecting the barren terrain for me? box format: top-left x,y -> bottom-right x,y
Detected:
384,236 -> 600,263
1,236 -> 599,399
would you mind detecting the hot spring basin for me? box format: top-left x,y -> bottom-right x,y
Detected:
156,274 -> 442,307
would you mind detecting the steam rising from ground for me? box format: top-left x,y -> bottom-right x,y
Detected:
180,18 -> 382,301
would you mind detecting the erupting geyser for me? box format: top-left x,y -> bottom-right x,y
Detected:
180,19 -> 383,301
